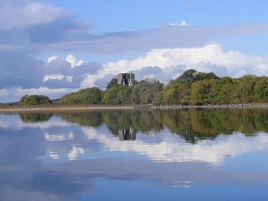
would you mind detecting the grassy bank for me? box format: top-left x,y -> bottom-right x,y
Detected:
0,104 -> 135,113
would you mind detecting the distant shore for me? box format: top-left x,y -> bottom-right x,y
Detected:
0,103 -> 268,113
0,105 -> 135,113
149,103 -> 268,109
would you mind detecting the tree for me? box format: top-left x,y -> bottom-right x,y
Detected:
103,85 -> 132,104
177,69 -> 198,86
58,87 -> 103,104
19,95 -> 52,105
80,87 -> 103,104
208,77 -> 234,104
140,81 -> 163,104
254,77 -> 268,102
130,80 -> 150,104
190,79 -> 214,105
232,75 -> 256,103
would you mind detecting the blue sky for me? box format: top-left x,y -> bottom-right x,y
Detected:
52,0 -> 267,30
1,0 -> 268,102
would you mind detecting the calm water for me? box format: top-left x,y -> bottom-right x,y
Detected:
1,109 -> 268,201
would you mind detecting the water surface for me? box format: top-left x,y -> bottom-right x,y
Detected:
1,109 -> 268,201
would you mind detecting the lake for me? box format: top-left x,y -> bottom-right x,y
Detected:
1,108 -> 268,201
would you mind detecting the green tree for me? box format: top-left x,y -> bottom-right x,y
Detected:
176,69 -> 218,86
140,81 -> 163,104
254,76 -> 268,102
232,75 -> 256,103
208,77 -> 234,104
103,85 -> 132,104
19,95 -> 52,105
190,79 -> 214,105
130,80 -> 150,104
58,87 -> 103,104
80,87 -> 103,104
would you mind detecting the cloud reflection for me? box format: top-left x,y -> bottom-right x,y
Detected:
82,127 -> 268,165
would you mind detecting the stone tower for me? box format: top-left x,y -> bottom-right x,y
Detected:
117,73 -> 135,86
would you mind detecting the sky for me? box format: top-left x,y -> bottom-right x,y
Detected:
1,0 -> 268,103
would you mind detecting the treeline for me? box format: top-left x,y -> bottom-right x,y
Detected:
18,69 -> 268,106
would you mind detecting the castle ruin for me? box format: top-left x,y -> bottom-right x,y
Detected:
117,73 -> 135,86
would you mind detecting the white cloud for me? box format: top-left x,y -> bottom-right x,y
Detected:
169,22 -> 178,26
47,54 -> 84,68
169,21 -> 188,27
47,55 -> 60,63
81,74 -> 98,88
81,43 -> 268,88
180,21 -> 188,26
44,54 -> 100,89
65,54 -> 84,68
43,74 -> 73,83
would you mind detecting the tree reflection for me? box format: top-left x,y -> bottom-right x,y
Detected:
59,111 -> 103,127
19,112 -> 53,123
56,109 -> 268,143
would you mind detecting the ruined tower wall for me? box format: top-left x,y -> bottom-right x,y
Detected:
117,73 -> 135,86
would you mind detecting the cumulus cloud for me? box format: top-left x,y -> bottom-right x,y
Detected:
65,54 -> 84,68
44,54 -> 101,89
48,54 -> 84,68
0,0 -> 93,102
0,52 -> 101,102
81,44 -> 268,88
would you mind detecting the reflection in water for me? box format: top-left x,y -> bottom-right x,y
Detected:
44,132 -> 74,142
33,109 -> 268,164
82,127 -> 268,164
19,112 -> 53,123
118,127 -> 136,141
58,109 -> 268,142
1,109 -> 268,201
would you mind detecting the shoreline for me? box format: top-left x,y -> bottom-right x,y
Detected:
150,103 -> 268,109
0,105 -> 135,113
0,103 -> 268,113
